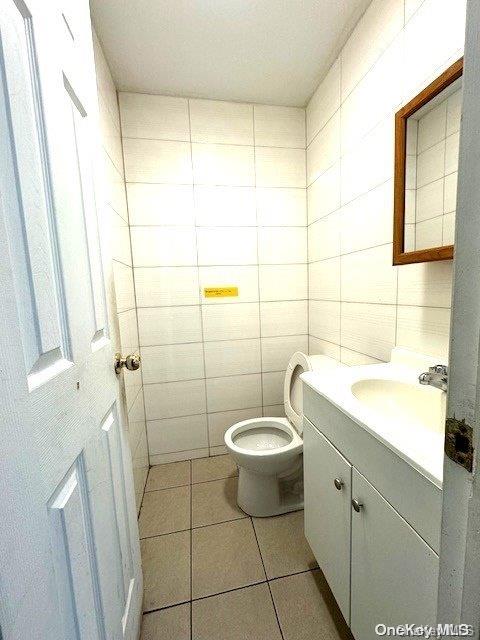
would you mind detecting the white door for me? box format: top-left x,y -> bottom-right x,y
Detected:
0,1 -> 142,639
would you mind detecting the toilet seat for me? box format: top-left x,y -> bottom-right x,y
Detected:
284,351 -> 310,434
225,351 -> 340,456
284,352 -> 339,435
225,417 -> 302,458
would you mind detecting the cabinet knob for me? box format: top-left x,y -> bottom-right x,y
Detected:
333,478 -> 344,490
352,498 -> 363,513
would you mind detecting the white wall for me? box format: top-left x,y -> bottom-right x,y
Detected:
93,33 -> 148,508
118,95 -> 307,464
306,0 -> 466,366
109,0 -> 466,466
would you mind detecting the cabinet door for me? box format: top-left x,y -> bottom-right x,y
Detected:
304,420 -> 352,622
351,468 -> 439,640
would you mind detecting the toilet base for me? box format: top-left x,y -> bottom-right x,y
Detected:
236,461 -> 303,517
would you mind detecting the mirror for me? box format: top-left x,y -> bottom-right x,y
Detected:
393,58 -> 463,265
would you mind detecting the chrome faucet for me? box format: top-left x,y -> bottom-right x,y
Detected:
418,364 -> 448,392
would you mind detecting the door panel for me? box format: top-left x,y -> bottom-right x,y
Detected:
49,459 -> 105,640
0,1 -> 142,638
303,419 -> 352,622
0,0 -> 70,379
64,74 -> 108,348
351,468 -> 439,640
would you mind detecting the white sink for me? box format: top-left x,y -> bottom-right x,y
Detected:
351,379 -> 446,435
301,348 -> 447,485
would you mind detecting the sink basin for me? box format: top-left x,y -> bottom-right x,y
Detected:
351,379 -> 446,435
301,348 -> 448,485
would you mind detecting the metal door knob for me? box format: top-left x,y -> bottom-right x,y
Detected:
352,498 -> 363,513
114,353 -> 141,374
334,478 -> 344,490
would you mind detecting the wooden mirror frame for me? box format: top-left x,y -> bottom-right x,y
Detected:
393,57 -> 463,265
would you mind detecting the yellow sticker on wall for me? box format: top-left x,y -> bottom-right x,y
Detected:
204,287 -> 239,298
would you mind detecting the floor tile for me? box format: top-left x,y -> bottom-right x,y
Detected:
146,461 -> 191,491
192,454 -> 238,484
192,518 -> 265,598
141,531 -> 191,611
192,477 -> 245,527
253,510 -> 318,579
139,486 -> 191,538
270,570 -> 353,640
141,603 -> 191,640
192,583 -> 282,640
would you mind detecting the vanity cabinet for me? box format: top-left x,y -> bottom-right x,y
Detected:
304,419 -> 439,639
304,425 -> 352,623
350,469 -> 438,640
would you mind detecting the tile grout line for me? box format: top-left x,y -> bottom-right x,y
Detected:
144,472 -> 238,494
189,457 -> 193,640
186,98 -> 210,457
305,105 -> 311,357
122,134 -> 306,151
139,515 -> 248,541
339,53 -> 343,359
142,567 -> 320,616
252,106 -> 267,416
250,517 -> 285,640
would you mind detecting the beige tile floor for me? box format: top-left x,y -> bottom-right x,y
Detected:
139,455 -> 353,640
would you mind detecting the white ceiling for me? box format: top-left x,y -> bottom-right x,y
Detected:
90,0 -> 370,107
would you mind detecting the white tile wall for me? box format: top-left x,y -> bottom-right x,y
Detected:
189,100 -> 253,145
119,93 -> 190,140
126,183 -> 194,226
253,105 -> 305,148
198,266 -> 259,304
138,306 -> 202,346
257,227 -> 307,264
134,267 -> 200,307
202,303 -> 260,341
131,226 -> 198,267
261,335 -> 308,372
255,147 -> 306,188
207,407 -> 261,449
204,339 -> 261,377
259,264 -> 308,301
260,301 -> 308,337
194,186 -> 256,226
256,188 -> 307,226
262,371 -> 285,405
196,227 -> 258,266
192,143 -> 255,186
144,379 -> 207,420
120,94 -> 307,461
306,0 -> 464,366
93,34 -> 148,511
306,59 -> 341,145
206,374 -> 263,413
147,414 -> 208,455
123,139 -> 192,184
141,343 -> 205,384
307,111 -> 340,184
116,0 -> 465,463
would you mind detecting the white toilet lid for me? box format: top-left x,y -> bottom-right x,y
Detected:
284,352 -> 339,435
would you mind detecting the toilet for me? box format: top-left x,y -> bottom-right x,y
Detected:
224,351 -> 340,517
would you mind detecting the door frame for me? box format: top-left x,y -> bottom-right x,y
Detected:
437,0 -> 480,634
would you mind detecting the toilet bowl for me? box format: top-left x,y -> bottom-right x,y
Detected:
224,351 -> 340,517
